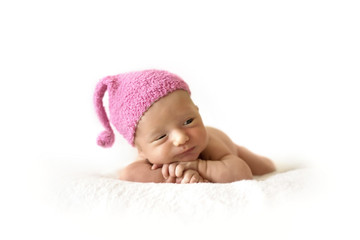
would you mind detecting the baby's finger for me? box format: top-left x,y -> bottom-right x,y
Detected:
190,174 -> 203,183
151,163 -> 162,170
168,163 -> 177,177
175,164 -> 185,178
162,164 -> 169,179
181,172 -> 193,184
176,177 -> 183,184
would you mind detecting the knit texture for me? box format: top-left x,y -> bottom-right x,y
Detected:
94,69 -> 191,147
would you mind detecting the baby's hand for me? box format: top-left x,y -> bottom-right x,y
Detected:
179,169 -> 208,184
151,163 -> 163,170
151,161 -> 208,183
161,160 -> 199,179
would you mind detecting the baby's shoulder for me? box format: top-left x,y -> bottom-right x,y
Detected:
206,127 -> 233,144
202,126 -> 238,159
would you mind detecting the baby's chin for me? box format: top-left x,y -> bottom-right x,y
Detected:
175,153 -> 200,163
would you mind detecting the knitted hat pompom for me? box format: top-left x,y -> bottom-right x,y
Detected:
97,130 -> 115,148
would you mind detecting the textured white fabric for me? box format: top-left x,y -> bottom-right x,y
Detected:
48,166 -> 321,239
54,167 -> 312,217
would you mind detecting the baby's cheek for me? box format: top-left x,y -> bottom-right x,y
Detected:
153,148 -> 173,164
193,128 -> 207,143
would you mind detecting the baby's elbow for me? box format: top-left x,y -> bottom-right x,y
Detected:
221,163 -> 253,183
234,169 -> 253,182
233,161 -> 253,182
118,168 -> 132,181
222,172 -> 252,183
118,164 -> 139,182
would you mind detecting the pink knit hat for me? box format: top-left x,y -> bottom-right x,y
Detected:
94,69 -> 191,147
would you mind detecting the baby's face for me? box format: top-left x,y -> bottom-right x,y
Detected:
134,90 -> 208,165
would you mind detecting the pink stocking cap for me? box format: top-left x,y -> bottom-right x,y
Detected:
93,69 -> 191,147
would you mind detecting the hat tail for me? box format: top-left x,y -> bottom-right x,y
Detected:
94,76 -> 115,147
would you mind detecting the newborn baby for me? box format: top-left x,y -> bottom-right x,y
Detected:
94,70 -> 275,183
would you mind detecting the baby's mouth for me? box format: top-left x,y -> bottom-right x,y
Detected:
176,146 -> 196,157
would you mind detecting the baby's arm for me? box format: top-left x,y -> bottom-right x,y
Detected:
118,160 -> 207,183
200,156 -> 253,182
118,160 -> 178,183
164,148 -> 276,183
164,157 -> 253,183
192,127 -> 275,182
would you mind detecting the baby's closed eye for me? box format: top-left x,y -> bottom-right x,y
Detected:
155,134 -> 167,141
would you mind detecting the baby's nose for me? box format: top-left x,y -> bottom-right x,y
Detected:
172,130 -> 189,146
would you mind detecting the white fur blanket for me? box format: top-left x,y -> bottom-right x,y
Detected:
48,164 -> 326,240
55,167 -> 311,217
3,156 -> 356,240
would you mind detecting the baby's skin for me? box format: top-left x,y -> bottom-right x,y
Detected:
119,90 -> 275,183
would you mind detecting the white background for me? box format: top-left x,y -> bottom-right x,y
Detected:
1,0 -> 359,239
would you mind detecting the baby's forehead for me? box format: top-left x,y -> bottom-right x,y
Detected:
147,99 -> 196,122
136,92 -> 197,130
159,91 -> 195,110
